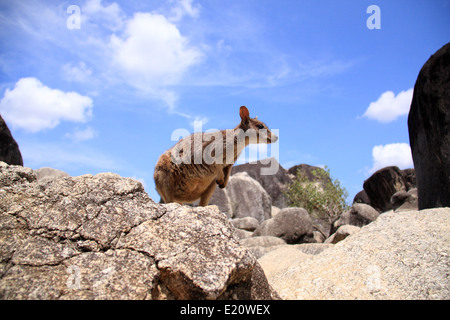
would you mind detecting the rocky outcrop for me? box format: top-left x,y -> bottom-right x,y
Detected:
0,115 -> 23,166
363,166 -> 409,213
287,164 -> 330,185
391,188 -> 418,212
325,225 -> 360,244
231,158 -> 291,208
253,207 -> 314,244
226,172 -> 272,223
330,203 -> 379,235
260,208 -> 450,300
231,217 -> 259,232
33,167 -> 70,183
0,162 -> 278,300
408,42 -> 450,210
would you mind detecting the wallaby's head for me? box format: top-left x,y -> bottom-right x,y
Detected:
237,106 -> 278,145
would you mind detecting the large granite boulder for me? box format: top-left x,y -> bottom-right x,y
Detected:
408,42 -> 450,209
226,172 -> 272,223
0,162 -> 278,300
262,208 -> 450,300
231,158 -> 292,208
363,166 -> 408,212
253,207 -> 314,244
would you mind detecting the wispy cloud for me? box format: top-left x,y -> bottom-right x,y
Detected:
20,140 -> 121,173
65,126 -> 97,142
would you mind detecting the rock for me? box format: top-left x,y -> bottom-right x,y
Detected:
0,163 -> 278,300
253,207 -> 314,244
0,161 -> 36,187
248,242 -> 332,260
291,243 -> 334,255
363,166 -> 408,212
331,203 -> 379,235
287,164 -> 330,185
401,168 -> 416,190
408,42 -> 450,210
34,167 -> 70,183
231,158 -> 292,208
207,185 -> 233,218
271,206 -> 281,217
258,246 -> 312,279
231,217 -> 260,231
226,172 -> 272,223
0,115 -> 23,166
240,236 -> 286,248
241,236 -> 287,259
257,244 -> 334,279
313,231 -> 325,243
353,190 -> 371,206
391,188 -> 418,212
325,225 -> 360,244
233,228 -> 253,240
263,208 -> 450,299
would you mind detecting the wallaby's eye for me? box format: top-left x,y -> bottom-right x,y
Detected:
257,124 -> 264,129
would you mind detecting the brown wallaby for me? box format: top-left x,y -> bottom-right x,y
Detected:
153,106 -> 278,206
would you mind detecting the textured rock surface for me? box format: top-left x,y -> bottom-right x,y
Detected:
363,166 -> 408,213
253,207 -> 313,244
331,203 -> 379,234
226,172 -> 272,223
231,217 -> 260,231
408,42 -> 450,209
0,163 -> 277,300
325,225 -> 360,244
264,208 -> 450,300
34,167 -> 70,183
231,158 -> 291,208
391,188 -> 418,212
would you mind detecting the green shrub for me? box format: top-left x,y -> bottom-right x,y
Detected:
284,166 -> 349,224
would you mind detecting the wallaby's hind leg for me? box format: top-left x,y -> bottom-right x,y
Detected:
199,180 -> 217,206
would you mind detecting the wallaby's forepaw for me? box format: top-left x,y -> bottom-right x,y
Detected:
216,179 -> 226,189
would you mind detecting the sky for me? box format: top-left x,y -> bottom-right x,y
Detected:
0,0 -> 449,203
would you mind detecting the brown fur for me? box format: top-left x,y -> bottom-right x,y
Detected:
153,106 -> 278,206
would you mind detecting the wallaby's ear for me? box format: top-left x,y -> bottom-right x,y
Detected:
239,106 -> 250,124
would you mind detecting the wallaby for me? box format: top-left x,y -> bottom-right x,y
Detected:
153,106 -> 278,206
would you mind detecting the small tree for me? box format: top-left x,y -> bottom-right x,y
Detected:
284,166 -> 349,224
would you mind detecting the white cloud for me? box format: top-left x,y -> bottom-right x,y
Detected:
109,12 -> 203,89
62,62 -> 93,83
363,88 -> 413,123
369,143 -> 413,174
0,77 -> 93,132
65,126 -> 97,142
83,0 -> 125,31
169,0 -> 201,22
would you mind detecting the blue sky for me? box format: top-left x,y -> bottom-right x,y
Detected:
0,0 -> 449,203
